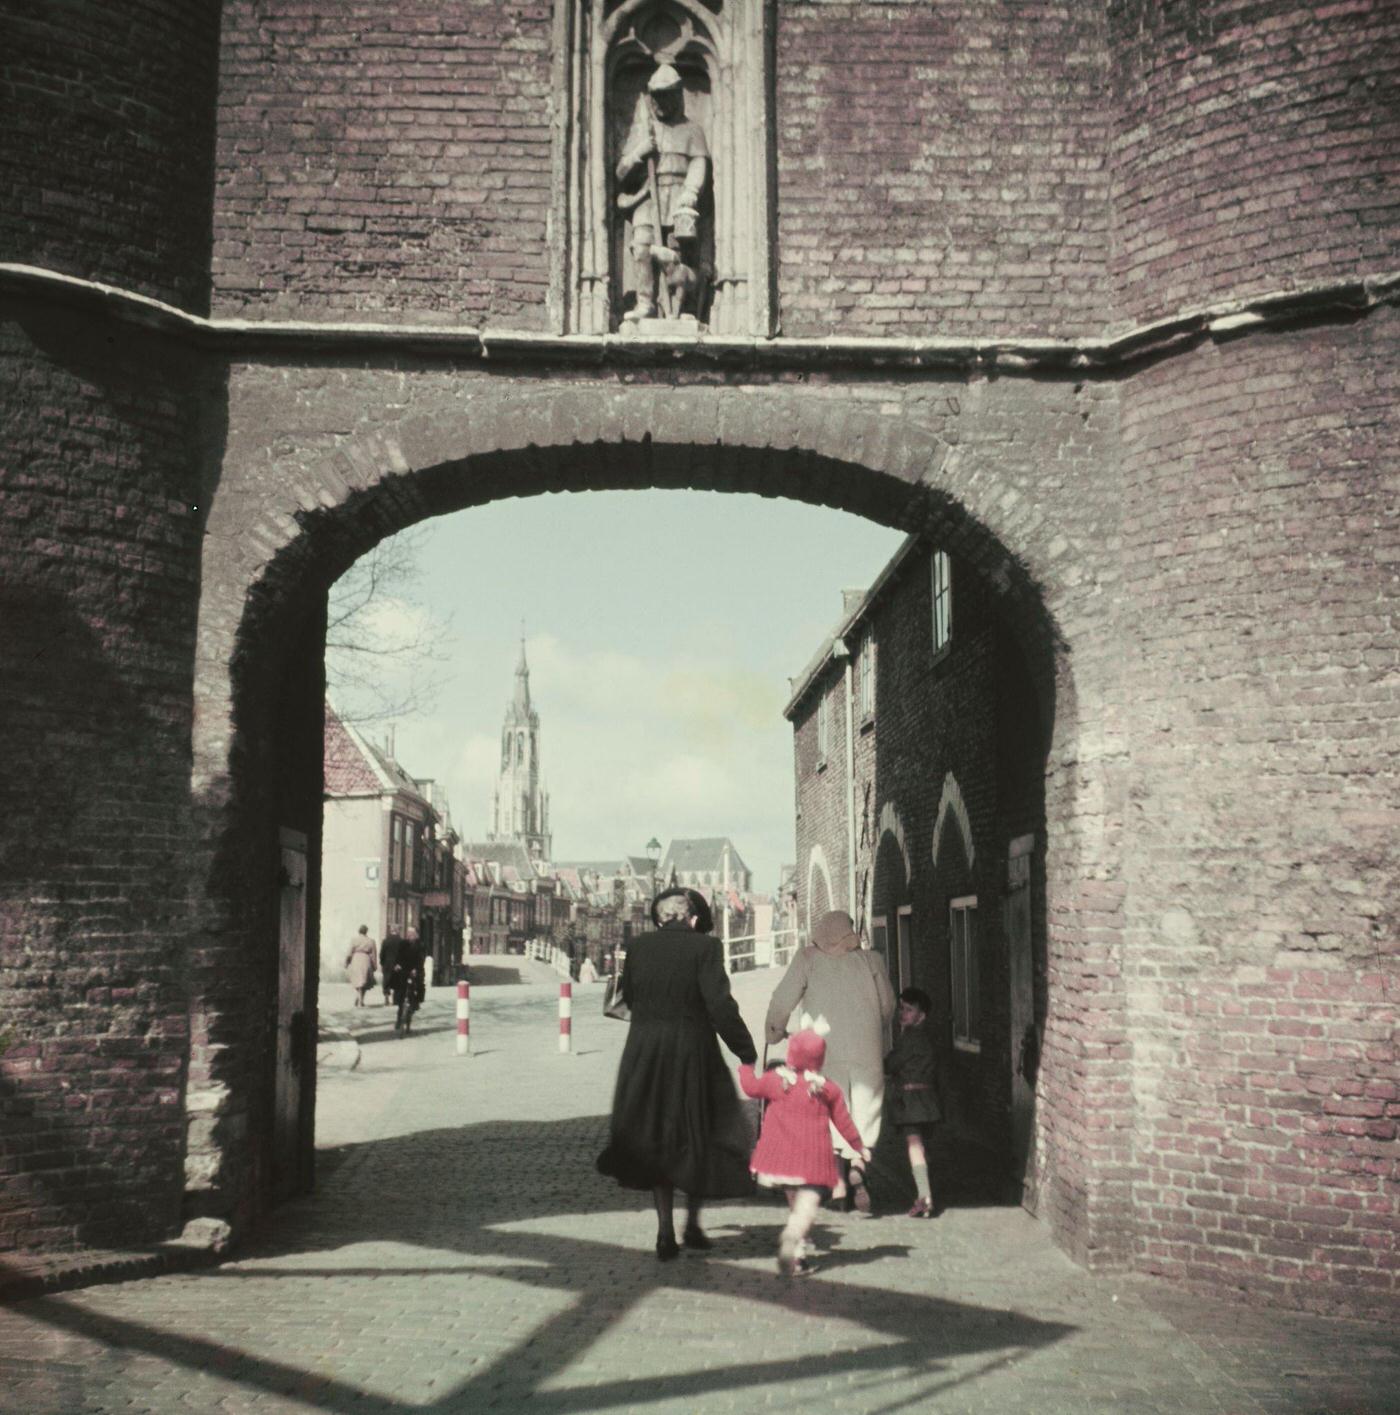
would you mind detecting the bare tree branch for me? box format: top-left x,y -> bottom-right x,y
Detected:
326,527 -> 453,726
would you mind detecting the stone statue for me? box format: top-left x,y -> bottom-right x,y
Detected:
615,63 -> 710,323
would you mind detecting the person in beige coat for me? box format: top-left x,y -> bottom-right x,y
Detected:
764,909 -> 896,1212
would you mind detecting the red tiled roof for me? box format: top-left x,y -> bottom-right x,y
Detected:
324,705 -> 381,796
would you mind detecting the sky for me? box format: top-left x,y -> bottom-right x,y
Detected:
333,490 -> 905,894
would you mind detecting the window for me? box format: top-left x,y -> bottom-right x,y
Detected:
816,690 -> 831,765
391,816 -> 405,883
896,905 -> 913,995
871,914 -> 888,964
950,896 -> 979,1050
931,550 -> 952,654
858,635 -> 876,718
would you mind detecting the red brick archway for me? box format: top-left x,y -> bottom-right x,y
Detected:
188,378 -> 1122,1270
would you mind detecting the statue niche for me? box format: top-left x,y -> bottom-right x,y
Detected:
559,0 -> 773,338
608,15 -> 716,329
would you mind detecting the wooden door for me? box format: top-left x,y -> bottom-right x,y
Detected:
274,828 -> 309,1201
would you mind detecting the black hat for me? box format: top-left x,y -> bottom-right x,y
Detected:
651,886 -> 714,934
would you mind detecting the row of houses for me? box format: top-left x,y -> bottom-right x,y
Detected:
322,702 -> 780,983
785,535 -> 1047,1205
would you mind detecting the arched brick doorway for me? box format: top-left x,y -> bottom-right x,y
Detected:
189,380 -> 1115,1267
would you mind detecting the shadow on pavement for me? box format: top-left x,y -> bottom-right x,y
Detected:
11,1114 -> 1077,1414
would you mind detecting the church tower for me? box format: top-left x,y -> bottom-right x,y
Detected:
491,640 -> 551,862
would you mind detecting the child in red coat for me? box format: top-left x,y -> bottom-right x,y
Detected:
739,1029 -> 868,1276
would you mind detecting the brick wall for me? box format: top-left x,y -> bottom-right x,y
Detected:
791,668 -> 849,932
1116,308 -> 1400,1314
0,5 -> 220,312
0,305 -> 220,1252
212,1 -> 555,325
1105,0 -> 1400,326
774,0 -> 1112,339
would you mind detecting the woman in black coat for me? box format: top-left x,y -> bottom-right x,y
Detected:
597,887 -> 758,1260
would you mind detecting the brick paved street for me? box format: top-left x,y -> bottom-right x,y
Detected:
1,970 -> 1396,1414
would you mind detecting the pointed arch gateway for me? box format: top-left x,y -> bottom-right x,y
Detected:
189,376 -> 1107,1268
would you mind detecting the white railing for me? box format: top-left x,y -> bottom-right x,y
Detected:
525,938 -> 573,976
721,928 -> 803,973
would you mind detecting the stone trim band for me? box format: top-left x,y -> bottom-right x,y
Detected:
3,261 -> 1397,375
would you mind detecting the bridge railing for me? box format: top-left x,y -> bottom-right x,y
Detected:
721,928 -> 803,974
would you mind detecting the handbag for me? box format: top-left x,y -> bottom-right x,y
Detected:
602,954 -> 629,1021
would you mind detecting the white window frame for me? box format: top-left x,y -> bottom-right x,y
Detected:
950,895 -> 980,1051
858,633 -> 876,719
816,690 -> 831,766
932,550 -> 952,655
896,904 -> 913,995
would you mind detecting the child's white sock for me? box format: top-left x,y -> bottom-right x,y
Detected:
911,1159 -> 932,1203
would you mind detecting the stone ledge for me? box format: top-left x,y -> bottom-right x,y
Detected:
3,262 -> 1396,377
0,1220 -> 232,1306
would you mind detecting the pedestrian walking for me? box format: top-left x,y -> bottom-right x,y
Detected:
578,955 -> 598,984
763,909 -> 895,1213
885,986 -> 948,1217
344,925 -> 378,1007
739,1028 -> 868,1277
392,928 -> 427,1035
596,886 -> 758,1260
379,931 -> 402,1006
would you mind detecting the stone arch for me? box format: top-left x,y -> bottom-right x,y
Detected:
195,382 -> 1081,796
877,800 -> 912,887
188,378 -> 1102,1255
805,844 -> 834,935
931,771 -> 975,872
872,799 -> 912,925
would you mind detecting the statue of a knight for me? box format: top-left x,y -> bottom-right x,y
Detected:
615,63 -> 710,322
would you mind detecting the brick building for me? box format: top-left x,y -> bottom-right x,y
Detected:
321,705 -> 438,976
2,1 -> 1396,1316
322,705 -> 466,983
788,538 -> 1048,1199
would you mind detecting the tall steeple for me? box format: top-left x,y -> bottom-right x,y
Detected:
491,637 -> 551,862
513,636 -> 532,714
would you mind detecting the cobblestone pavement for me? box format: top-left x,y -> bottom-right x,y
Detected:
1,972 -> 1396,1414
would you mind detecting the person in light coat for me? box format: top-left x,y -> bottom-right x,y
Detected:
763,909 -> 895,1212
344,925 -> 377,1008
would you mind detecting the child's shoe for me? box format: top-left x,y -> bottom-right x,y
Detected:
777,1232 -> 801,1276
907,1197 -> 933,1218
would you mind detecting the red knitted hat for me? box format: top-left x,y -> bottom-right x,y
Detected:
786,1029 -> 826,1072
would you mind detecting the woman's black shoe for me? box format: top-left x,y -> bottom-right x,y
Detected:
656,1234 -> 681,1261
682,1224 -> 712,1251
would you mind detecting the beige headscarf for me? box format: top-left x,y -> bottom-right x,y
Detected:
811,909 -> 861,955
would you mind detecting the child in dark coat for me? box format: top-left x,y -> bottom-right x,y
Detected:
884,987 -> 946,1217
739,1029 -> 868,1276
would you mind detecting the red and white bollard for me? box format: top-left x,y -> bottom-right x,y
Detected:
456,978 -> 471,1056
559,980 -> 572,1054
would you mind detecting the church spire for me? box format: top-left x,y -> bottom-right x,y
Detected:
491,635 -> 550,863
514,635 -> 531,712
